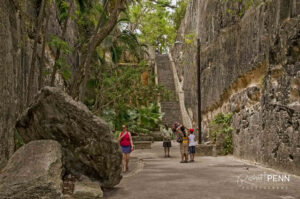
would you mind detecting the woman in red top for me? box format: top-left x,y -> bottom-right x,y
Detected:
118,125 -> 134,172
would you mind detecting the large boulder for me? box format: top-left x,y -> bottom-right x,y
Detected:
0,140 -> 63,199
73,176 -> 103,199
16,87 -> 122,187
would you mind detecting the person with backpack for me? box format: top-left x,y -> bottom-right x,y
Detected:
188,128 -> 196,162
118,125 -> 134,172
172,122 -> 179,140
176,125 -> 189,163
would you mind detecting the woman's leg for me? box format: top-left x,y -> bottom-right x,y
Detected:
184,146 -> 188,162
180,144 -> 184,162
126,153 -> 130,170
122,153 -> 126,172
167,147 -> 170,157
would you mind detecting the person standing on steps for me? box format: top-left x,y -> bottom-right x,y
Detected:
161,124 -> 172,157
118,125 -> 134,172
176,125 -> 189,163
188,128 -> 196,162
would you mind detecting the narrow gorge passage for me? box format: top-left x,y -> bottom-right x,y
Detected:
0,0 -> 299,198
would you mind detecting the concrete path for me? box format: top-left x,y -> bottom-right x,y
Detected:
104,142 -> 300,199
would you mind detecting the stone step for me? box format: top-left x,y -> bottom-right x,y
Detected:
132,136 -> 154,142
134,141 -> 152,150
155,54 -> 182,125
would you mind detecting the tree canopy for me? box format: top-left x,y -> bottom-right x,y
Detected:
126,0 -> 190,53
27,0 -> 190,133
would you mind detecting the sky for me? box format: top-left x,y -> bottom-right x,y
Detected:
169,0 -> 178,12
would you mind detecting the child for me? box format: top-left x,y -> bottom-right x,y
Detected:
188,128 -> 196,162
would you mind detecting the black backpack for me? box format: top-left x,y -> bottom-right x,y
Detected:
177,136 -> 183,143
177,130 -> 185,143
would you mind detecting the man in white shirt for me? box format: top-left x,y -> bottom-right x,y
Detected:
161,124 -> 172,157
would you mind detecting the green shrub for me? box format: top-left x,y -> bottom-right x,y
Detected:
114,131 -> 121,139
209,113 -> 234,155
101,103 -> 163,135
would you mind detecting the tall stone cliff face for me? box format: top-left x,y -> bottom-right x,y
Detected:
171,0 -> 300,175
0,0 -> 78,169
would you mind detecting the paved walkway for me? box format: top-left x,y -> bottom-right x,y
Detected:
104,142 -> 300,199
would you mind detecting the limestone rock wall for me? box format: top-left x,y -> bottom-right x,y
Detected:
171,0 -> 300,175
0,0 -> 78,169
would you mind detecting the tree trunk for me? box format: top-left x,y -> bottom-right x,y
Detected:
50,0 -> 74,86
69,0 -> 126,99
26,0 -> 46,106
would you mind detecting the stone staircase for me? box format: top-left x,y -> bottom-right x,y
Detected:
155,54 -> 182,127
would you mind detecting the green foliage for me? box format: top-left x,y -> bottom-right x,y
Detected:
49,35 -> 73,54
86,59 -> 172,135
48,35 -> 72,81
114,131 -> 121,139
88,60 -> 172,109
56,0 -> 70,22
103,103 -> 163,134
127,0 -> 176,53
184,32 -> 196,45
172,0 -> 190,30
209,113 -> 234,155
127,104 -> 163,134
211,112 -> 233,125
219,0 -> 262,17
48,0 -> 178,135
14,129 -> 24,150
102,30 -> 148,64
56,58 -> 72,81
75,0 -> 104,45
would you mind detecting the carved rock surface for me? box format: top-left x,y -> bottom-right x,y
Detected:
0,140 -> 63,199
16,87 -> 122,187
170,0 -> 300,175
0,0 -> 79,170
